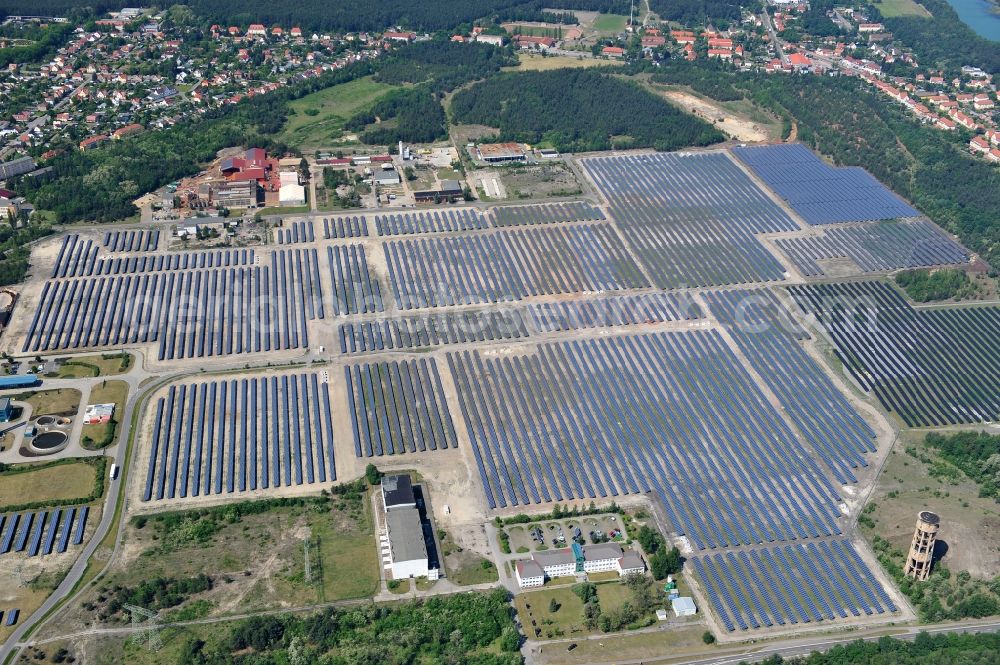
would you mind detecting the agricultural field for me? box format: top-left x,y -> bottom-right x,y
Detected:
279,76 -> 396,148
874,0 -> 932,17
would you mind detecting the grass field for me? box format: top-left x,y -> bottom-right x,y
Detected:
81,380 -> 128,449
859,430 -> 1000,579
591,13 -> 629,34
61,494 -> 379,630
21,388 -> 81,416
874,0 -> 932,17
509,54 -> 613,72
280,75 -> 396,147
56,353 -> 131,378
515,579 -> 658,639
0,460 -> 96,507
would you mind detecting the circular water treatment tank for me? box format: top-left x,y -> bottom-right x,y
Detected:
32,431 -> 68,450
35,415 -> 56,426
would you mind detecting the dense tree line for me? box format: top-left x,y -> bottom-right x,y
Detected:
748,631 -> 1000,665
374,40 -> 515,93
347,86 -> 448,145
450,69 -> 724,152
648,0 -> 752,25
926,431 -> 1000,500
0,0 -> 627,33
650,61 -> 744,101
0,21 -> 74,68
177,589 -> 520,665
876,0 -> 1000,76
895,268 -> 979,302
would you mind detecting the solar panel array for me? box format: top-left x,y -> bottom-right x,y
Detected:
142,373 -> 336,502
375,209 -> 488,235
775,220 -> 970,276
3,609 -> 19,626
339,309 -> 529,354
276,220 -> 316,245
323,215 -> 369,239
53,239 -> 255,279
103,230 -> 159,252
527,292 -> 702,332
693,539 -> 897,631
705,289 -> 876,484
345,358 -> 458,456
326,245 -> 384,314
383,225 -> 648,309
25,248 -> 322,359
0,506 -> 89,556
489,202 -> 605,226
582,152 -> 796,288
448,331 -> 843,550
733,144 -> 920,224
789,281 -> 1000,426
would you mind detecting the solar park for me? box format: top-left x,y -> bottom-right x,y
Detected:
7,142 -> 957,636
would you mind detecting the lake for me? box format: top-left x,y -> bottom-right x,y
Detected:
944,0 -> 1000,40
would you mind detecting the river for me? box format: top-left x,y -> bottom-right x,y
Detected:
944,0 -> 1000,40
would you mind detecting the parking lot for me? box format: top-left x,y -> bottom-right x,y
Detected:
505,514 -> 626,553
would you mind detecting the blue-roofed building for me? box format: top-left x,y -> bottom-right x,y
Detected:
0,396 -> 12,422
0,375 -> 39,390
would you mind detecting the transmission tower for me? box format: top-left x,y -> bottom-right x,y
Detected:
124,604 -> 163,652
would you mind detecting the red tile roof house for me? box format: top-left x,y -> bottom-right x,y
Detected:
247,24 -> 267,37
602,46 -> 625,57
970,136 -> 990,154
79,134 -> 108,151
112,123 -> 143,139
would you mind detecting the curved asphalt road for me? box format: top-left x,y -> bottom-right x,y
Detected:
0,354 -> 177,664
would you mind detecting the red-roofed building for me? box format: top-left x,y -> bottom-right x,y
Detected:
516,35 -> 555,49
988,148 -> 1000,163
228,26 -> 241,36
707,48 -> 732,60
112,123 -> 143,139
708,37 -> 733,49
246,147 -> 267,165
229,167 -> 266,182
79,135 -> 108,151
671,30 -> 696,44
384,31 -> 416,42
291,26 -> 302,38
936,117 -> 956,130
602,46 -> 625,57
247,24 -> 266,37
789,53 -> 811,68
271,26 -> 283,36
641,35 -> 666,47
970,136 -> 990,154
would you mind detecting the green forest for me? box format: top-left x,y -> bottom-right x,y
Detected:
0,0 -> 627,32
748,631 -> 1000,665
925,431 -> 1000,500
895,268 -> 980,302
172,589 -> 521,665
346,86 -> 448,145
649,0 -> 751,25
450,69 -> 725,152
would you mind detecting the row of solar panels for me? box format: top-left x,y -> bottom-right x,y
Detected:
337,292 -> 703,354
1,609 -> 19,626
732,143 -> 920,225
789,280 -> 1000,427
24,249 -> 322,359
375,209 -> 487,235
0,507 -> 90,557
693,539 -> 897,632
276,220 -> 316,245
705,289 -> 877,486
489,201 -> 605,227
775,220 -> 969,277
344,358 -> 458,457
103,229 -> 159,253
447,330 -> 844,551
582,152 -> 795,289
383,224 -> 648,310
143,373 -> 337,502
52,235 -> 255,280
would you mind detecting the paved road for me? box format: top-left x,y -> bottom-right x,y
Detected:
0,353 -> 177,663
761,10 -> 787,65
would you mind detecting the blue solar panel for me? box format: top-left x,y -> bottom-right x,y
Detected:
733,144 -> 920,224
72,506 -> 89,545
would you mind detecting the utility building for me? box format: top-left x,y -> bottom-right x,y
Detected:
381,475 -> 429,579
